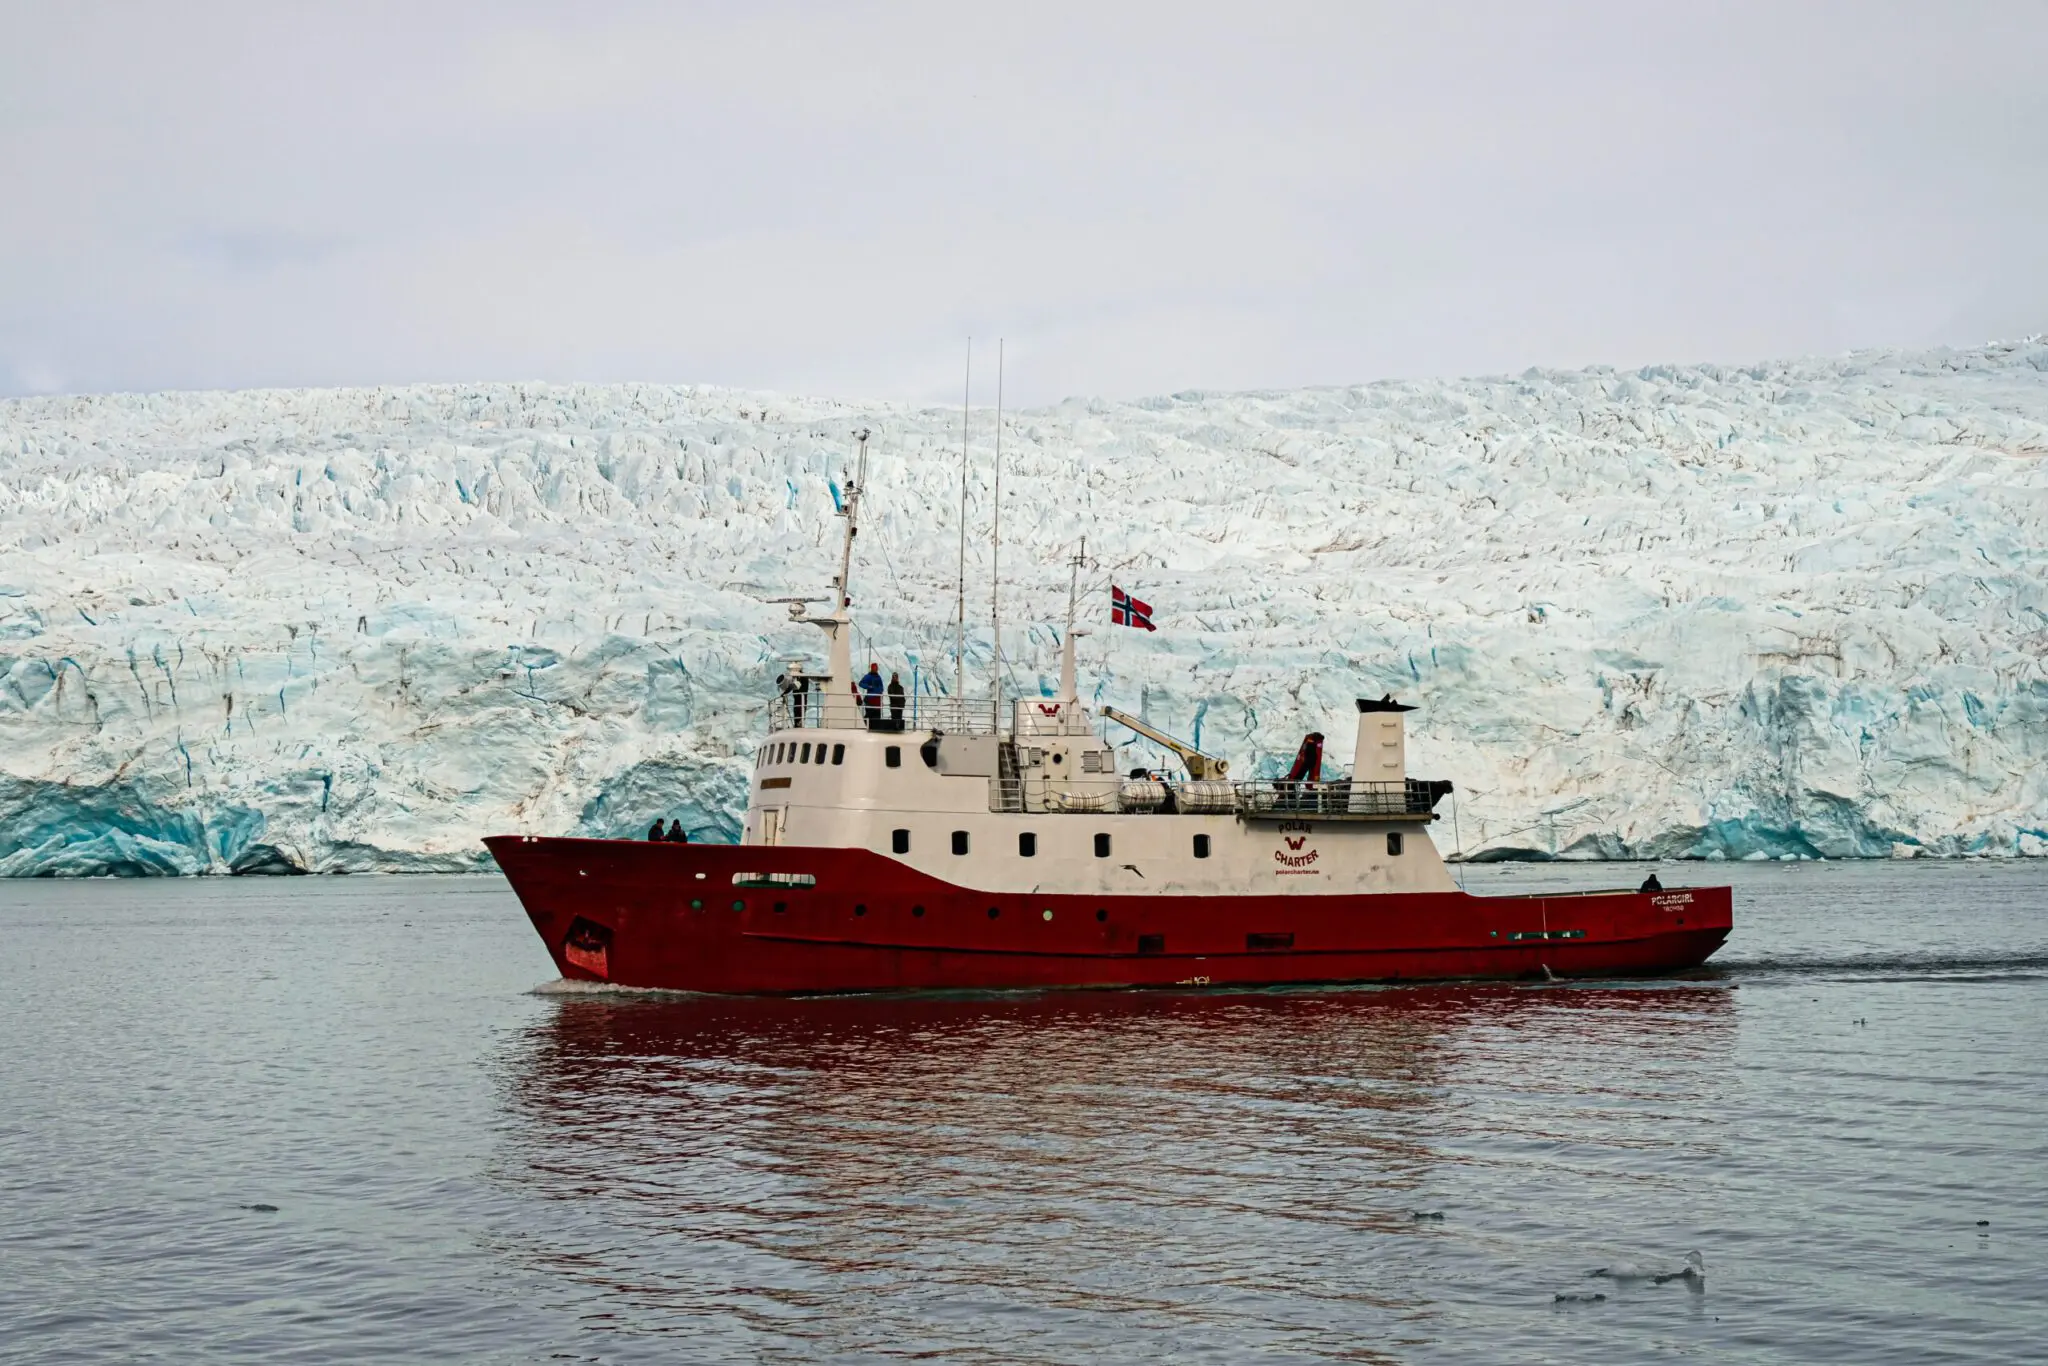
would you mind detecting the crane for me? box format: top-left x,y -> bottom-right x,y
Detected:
1101,706 -> 1231,782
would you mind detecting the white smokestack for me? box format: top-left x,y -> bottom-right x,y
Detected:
1351,695 -> 1416,790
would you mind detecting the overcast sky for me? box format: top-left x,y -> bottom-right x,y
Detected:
3,2 -> 2044,406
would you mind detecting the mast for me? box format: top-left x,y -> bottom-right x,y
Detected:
834,428 -> 870,610
954,339 -> 969,702
1058,535 -> 1084,707
991,338 -> 1004,732
806,427 -> 868,702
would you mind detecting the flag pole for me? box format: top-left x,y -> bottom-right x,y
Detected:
954,339 -> 969,705
991,338 -> 1004,733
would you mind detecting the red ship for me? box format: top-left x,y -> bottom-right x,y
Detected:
489,435 -> 1730,994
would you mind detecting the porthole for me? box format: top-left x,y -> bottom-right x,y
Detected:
690,898 -> 703,910
1094,832 -> 1111,858
1096,908 -> 1108,922
892,829 -> 910,854
912,904 -> 926,917
1193,834 -> 1211,859
731,900 -> 745,911
831,744 -> 845,765
952,830 -> 970,856
1387,831 -> 1404,856
987,906 -> 1000,919
854,903 -> 868,917
773,901 -> 788,914
1019,832 -> 1037,858
1041,909 -> 1053,921
886,745 -> 902,768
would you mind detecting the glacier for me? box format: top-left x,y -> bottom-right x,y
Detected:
1,341 -> 2045,876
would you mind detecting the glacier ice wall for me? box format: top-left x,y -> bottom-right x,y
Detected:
2,342 -> 2045,874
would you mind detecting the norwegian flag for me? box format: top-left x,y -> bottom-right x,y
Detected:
1111,585 -> 1157,631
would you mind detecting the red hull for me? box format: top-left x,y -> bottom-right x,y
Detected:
485,837 -> 1731,995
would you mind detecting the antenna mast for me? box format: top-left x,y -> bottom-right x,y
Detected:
991,338 -> 1004,732
1065,535 -> 1084,633
834,429 -> 871,610
954,340 -> 970,701
1058,535 -> 1085,707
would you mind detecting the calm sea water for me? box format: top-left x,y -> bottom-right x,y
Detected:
2,860 -> 2044,1364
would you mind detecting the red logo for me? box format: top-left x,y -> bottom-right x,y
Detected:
1284,836 -> 1307,850
1037,703 -> 1061,716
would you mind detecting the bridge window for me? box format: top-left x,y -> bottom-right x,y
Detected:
1094,833 -> 1111,858
891,829 -> 910,854
1387,832 -> 1404,856
800,742 -> 812,763
831,744 -> 845,765
814,745 -> 826,765
1193,834 -> 1211,859
1019,832 -> 1037,857
952,830 -> 970,855
886,746 -> 902,768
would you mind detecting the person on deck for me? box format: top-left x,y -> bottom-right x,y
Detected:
887,672 -> 906,728
666,820 -> 689,844
859,662 -> 884,728
1279,732 -> 1325,810
647,818 -> 665,841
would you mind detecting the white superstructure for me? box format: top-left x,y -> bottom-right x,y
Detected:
741,438 -> 1457,897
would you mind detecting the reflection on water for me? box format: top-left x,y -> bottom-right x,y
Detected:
5,863 -> 2045,1365
492,985 -> 1736,1360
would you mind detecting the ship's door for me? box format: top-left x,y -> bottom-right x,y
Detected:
761,807 -> 785,847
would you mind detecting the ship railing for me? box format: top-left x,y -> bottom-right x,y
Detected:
985,777 -> 1120,815
981,776 -> 1451,818
768,691 -> 1002,735
1233,778 -> 1451,819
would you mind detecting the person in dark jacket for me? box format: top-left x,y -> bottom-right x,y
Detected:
648,818 -> 665,841
666,820 -> 689,844
859,662 -> 884,727
887,672 -> 906,728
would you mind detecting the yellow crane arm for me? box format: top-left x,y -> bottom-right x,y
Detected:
1100,706 -> 1231,781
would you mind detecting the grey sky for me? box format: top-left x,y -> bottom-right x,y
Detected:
4,1 -> 2044,405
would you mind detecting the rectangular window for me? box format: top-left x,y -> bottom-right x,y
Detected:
800,742 -> 812,763
952,830 -> 970,855
1137,934 -> 1165,955
814,745 -> 826,765
1247,932 -> 1294,951
1094,832 -> 1111,858
1387,831 -> 1404,856
1193,834 -> 1211,859
885,745 -> 902,768
831,744 -> 845,765
776,743 -> 787,763
733,871 -> 817,888
1019,832 -> 1037,857
891,829 -> 910,854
